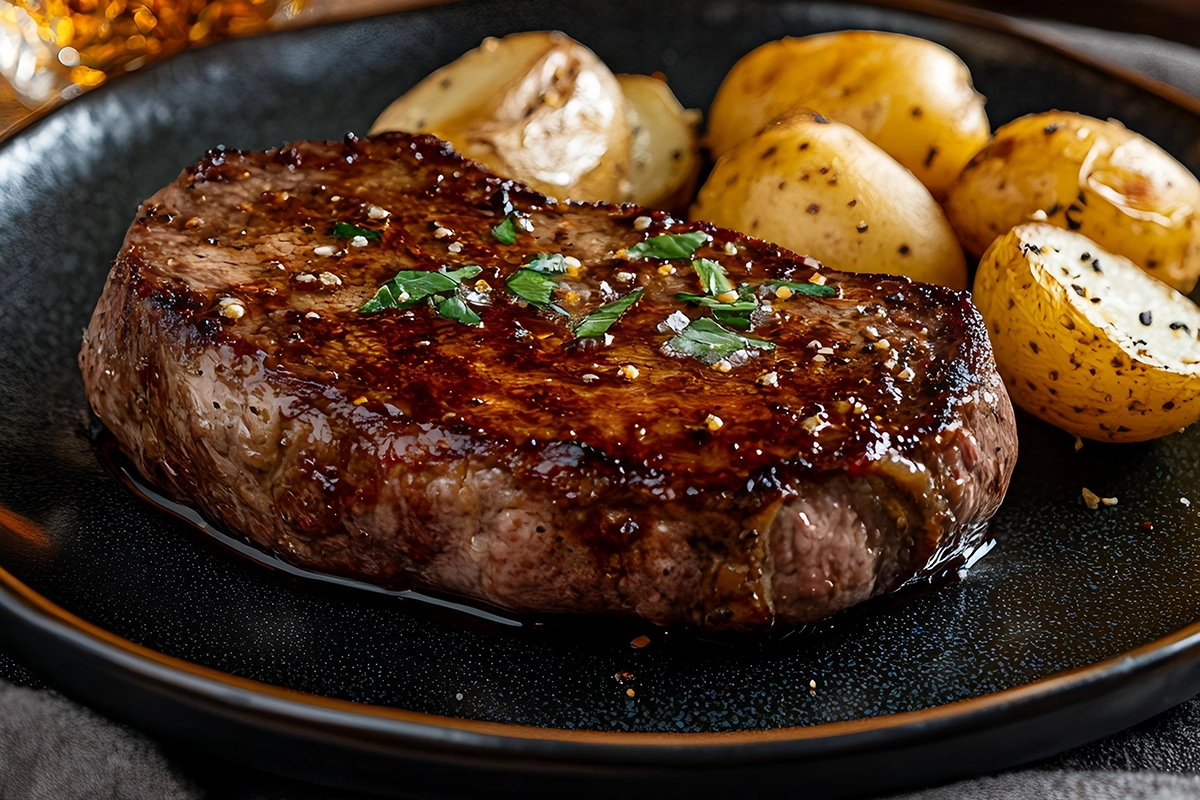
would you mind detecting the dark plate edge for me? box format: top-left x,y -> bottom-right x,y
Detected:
4,562 -> 1200,768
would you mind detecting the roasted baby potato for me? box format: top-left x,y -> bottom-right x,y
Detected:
691,109 -> 967,289
618,74 -> 701,212
706,31 -> 990,200
946,111 -> 1200,293
370,31 -> 632,203
974,223 -> 1200,442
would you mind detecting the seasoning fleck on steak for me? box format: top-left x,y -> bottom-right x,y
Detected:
79,132 -> 1018,631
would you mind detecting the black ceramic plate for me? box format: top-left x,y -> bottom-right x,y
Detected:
4,1 -> 1200,797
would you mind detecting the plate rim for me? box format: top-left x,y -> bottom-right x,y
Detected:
4,0 -> 1200,776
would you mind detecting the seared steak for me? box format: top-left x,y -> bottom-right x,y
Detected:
80,132 -> 1017,631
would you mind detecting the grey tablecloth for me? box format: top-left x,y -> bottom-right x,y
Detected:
6,19 -> 1200,800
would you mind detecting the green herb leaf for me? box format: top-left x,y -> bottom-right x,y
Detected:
333,222 -> 381,240
491,216 -> 518,245
712,307 -> 753,330
765,280 -> 837,298
678,283 -> 759,331
505,269 -> 559,306
691,258 -> 734,296
358,265 -> 482,314
434,295 -> 482,326
663,317 -> 774,366
627,231 -> 709,260
441,264 -> 483,283
674,293 -> 757,311
575,288 -> 644,338
358,283 -> 411,314
526,253 -> 569,274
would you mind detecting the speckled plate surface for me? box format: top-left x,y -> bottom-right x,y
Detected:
4,1 -> 1200,796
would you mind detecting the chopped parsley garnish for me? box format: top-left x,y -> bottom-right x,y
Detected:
663,317 -> 775,366
505,268 -> 559,306
504,253 -> 570,307
679,258 -> 757,329
575,288 -> 644,338
765,280 -> 837,298
491,216 -> 518,245
627,231 -> 709,260
525,252 -> 568,274
676,288 -> 757,328
691,258 -> 734,296
434,295 -> 482,326
440,265 -> 484,283
333,222 -> 381,240
675,293 -> 757,311
358,264 -> 482,319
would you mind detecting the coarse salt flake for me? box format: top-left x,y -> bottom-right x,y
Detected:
633,216 -> 653,231
618,364 -> 640,381
712,360 -> 733,373
897,366 -> 915,381
296,273 -> 318,284
660,311 -> 690,335
757,371 -> 778,387
724,241 -> 738,255
318,272 -> 341,286
616,271 -> 636,283
704,414 -> 724,431
564,255 -> 582,268
313,245 -> 336,257
582,373 -> 600,383
350,235 -> 369,248
447,242 -> 463,253
434,227 -> 453,239
367,205 -> 389,219
305,311 -> 321,320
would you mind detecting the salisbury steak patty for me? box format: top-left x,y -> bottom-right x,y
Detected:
81,132 -> 1017,630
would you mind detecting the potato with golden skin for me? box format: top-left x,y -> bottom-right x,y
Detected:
691,109 -> 967,289
706,31 -> 990,200
974,223 -> 1200,442
946,111 -> 1200,293
618,74 -> 701,212
370,32 -> 632,203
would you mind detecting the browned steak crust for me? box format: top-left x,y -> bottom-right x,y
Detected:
80,132 -> 1017,630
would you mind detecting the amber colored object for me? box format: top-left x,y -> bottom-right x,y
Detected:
0,0 -> 420,137
1,1 -> 275,108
